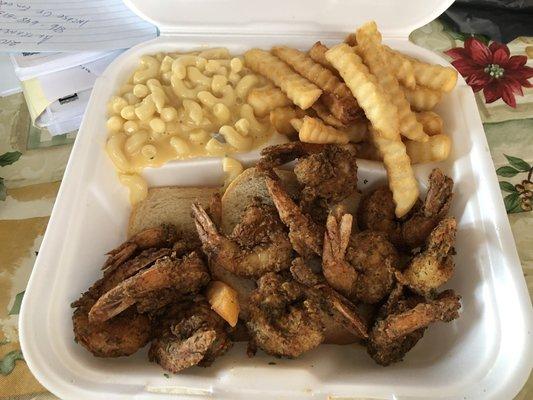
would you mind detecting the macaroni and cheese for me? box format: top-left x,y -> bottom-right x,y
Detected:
106,48 -> 275,203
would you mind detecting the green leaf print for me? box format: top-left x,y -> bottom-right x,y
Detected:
0,151 -> 22,167
499,181 -> 517,193
8,291 -> 25,315
0,177 -> 5,201
0,350 -> 24,376
503,192 -> 521,213
496,166 -> 519,177
504,155 -> 531,172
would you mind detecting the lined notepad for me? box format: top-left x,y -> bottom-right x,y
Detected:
0,0 -> 157,52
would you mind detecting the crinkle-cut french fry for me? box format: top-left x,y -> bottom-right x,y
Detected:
270,106 -> 305,136
244,49 -> 322,109
310,100 -> 347,129
355,140 -> 382,161
325,43 -> 399,140
293,116 -> 349,144
415,111 -> 443,136
272,46 -> 359,124
355,22 -> 428,142
407,54 -> 458,93
273,46 -> 351,98
382,45 -> 416,89
371,129 -> 419,218
247,85 -> 291,117
384,47 -> 457,92
405,134 -> 451,164
308,41 -> 337,73
320,92 -> 361,126
402,85 -> 442,111
206,281 -> 240,327
344,33 -> 358,46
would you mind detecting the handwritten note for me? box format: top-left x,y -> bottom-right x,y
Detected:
0,0 -> 157,52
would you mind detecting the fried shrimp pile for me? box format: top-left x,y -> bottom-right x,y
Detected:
72,226 -> 218,370
74,155 -> 461,371
192,199 -> 293,278
358,168 -> 453,248
149,298 -> 232,372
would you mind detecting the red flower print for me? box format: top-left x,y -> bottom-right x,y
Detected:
445,37 -> 533,108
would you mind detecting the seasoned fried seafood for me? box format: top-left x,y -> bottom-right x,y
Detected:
247,273 -> 324,358
323,212 -> 399,304
397,217 -> 457,296
401,169 -> 453,248
102,225 -> 178,271
290,258 -> 368,340
72,248 -> 173,357
89,252 -> 210,322
265,176 -> 323,258
259,142 -> 358,205
73,305 -> 151,358
358,169 -> 453,248
149,298 -> 232,372
367,288 -> 461,366
192,200 -> 292,278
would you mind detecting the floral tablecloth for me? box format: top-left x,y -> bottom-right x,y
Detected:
0,19 -> 531,400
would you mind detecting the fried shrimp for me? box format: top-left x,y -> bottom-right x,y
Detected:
358,169 -> 453,248
401,169 -> 453,248
397,217 -> 457,296
290,258 -> 368,340
323,212 -> 399,304
265,176 -> 323,258
149,299 -> 232,372
367,288 -> 461,365
247,273 -> 324,358
192,200 -> 293,278
72,248 -> 175,357
259,142 -> 358,205
73,305 -> 151,358
102,225 -> 178,271
89,252 -> 210,322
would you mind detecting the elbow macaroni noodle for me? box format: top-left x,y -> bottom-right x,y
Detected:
106,48 -> 275,203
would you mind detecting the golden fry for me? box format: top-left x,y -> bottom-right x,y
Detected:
310,99 -> 347,129
416,111 -> 443,136
308,41 -> 336,72
384,47 -> 457,92
272,46 -> 359,124
325,43 -> 399,140
270,106 -> 305,136
372,130 -> 419,218
407,55 -> 458,93
355,21 -> 428,142
244,49 -> 322,109
382,46 -> 416,89
344,33 -> 358,46
247,85 -> 291,117
294,116 -> 349,144
402,85 -> 442,111
406,134 -> 451,164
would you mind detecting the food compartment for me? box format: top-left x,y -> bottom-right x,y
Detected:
19,33 -> 529,400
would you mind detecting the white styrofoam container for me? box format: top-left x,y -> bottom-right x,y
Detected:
19,1 -> 533,399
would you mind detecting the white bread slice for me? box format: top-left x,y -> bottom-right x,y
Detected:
128,186 -> 219,239
220,167 -> 299,235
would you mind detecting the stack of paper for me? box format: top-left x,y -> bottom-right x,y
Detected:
0,0 -> 158,136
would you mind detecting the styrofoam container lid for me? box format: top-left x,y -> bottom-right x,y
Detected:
124,0 -> 455,37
